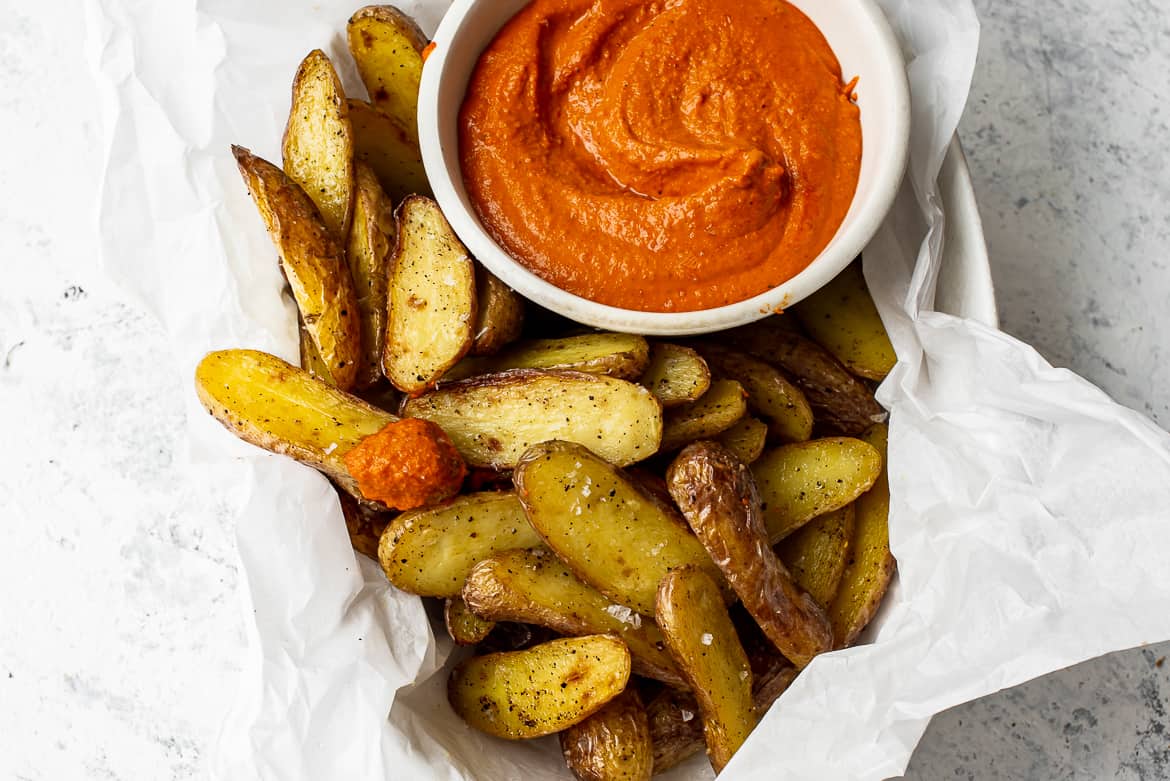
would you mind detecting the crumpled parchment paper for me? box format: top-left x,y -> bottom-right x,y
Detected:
84,0 -> 1170,778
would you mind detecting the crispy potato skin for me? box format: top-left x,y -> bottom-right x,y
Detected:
560,688 -> 653,781
194,349 -> 394,500
444,596 -> 495,645
794,261 -> 897,381
660,379 -> 748,452
777,504 -> 856,609
515,441 -> 722,616
445,334 -> 650,382
829,424 -> 896,647
347,99 -> 429,201
640,343 -> 712,407
403,371 -> 663,469
471,268 -> 525,356
281,49 -> 354,239
448,635 -> 631,740
233,147 -> 361,391
752,437 -> 882,543
693,344 -> 814,443
382,196 -> 477,393
298,315 -> 334,383
377,491 -> 543,597
463,549 -> 687,687
728,320 -> 884,434
346,162 -> 395,389
655,567 -> 755,774
667,442 -> 832,669
347,6 -> 427,141
646,688 -> 705,774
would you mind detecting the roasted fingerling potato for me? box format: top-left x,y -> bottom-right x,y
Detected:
470,268 -> 525,356
382,196 -> 477,393
448,635 -> 631,740
444,333 -> 650,382
346,161 -> 395,389
403,371 -> 663,469
347,99 -> 429,202
829,423 -> 896,647
646,688 -> 706,774
462,548 -> 687,687
347,5 -> 427,141
693,344 -> 814,443
377,491 -> 543,597
282,49 -> 354,239
444,596 -> 496,645
716,416 -> 769,464
667,442 -> 832,669
560,688 -> 653,781
659,378 -> 748,452
233,147 -> 361,391
515,441 -> 724,617
728,319 -> 885,434
793,260 -> 897,381
639,343 -> 711,407
656,567 -> 756,773
336,487 -> 393,559
195,349 -> 394,500
777,504 -> 856,609
753,437 -> 882,543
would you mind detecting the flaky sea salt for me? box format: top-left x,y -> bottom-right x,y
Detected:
680,709 -> 694,722
700,633 -> 713,646
604,604 -> 642,628
323,443 -> 337,455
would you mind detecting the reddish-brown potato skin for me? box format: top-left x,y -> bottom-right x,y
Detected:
666,441 -> 832,668
560,688 -> 653,781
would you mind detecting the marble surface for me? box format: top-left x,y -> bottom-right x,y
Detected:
2,1 -> 1169,779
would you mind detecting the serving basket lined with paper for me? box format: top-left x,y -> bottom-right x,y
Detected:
87,0 -> 1170,778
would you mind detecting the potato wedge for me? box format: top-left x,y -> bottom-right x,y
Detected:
728,320 -> 885,434
471,268 -> 524,356
753,437 -> 882,543
829,424 -> 895,647
515,442 -> 723,616
777,504 -> 856,609
656,567 -> 755,773
377,491 -> 542,597
560,688 -> 653,781
382,196 -> 476,393
647,659 -> 798,773
233,147 -> 361,391
693,345 -> 813,443
445,597 -> 495,646
195,350 -> 394,499
716,416 -> 768,464
463,549 -> 686,687
346,162 -> 395,388
445,334 -> 650,382
347,99 -> 429,202
347,6 -> 427,141
336,487 -> 393,559
793,261 -> 897,381
640,343 -> 711,407
667,442 -> 832,668
403,371 -> 663,469
448,635 -> 631,740
659,379 -> 747,453
281,50 -> 354,239
646,688 -> 705,774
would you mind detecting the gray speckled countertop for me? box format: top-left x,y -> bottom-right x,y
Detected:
2,1 -> 1169,778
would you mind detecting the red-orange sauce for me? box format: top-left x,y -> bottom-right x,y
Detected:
343,418 -> 466,510
460,0 -> 862,312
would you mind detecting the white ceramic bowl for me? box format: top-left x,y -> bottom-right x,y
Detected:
418,0 -> 910,336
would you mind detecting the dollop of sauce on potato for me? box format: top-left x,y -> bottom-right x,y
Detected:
344,418 -> 466,510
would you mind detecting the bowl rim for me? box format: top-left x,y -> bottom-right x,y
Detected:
418,0 -> 911,336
